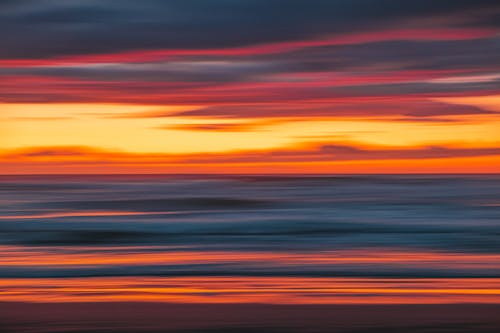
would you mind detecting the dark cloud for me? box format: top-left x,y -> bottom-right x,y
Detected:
1,38 -> 498,106
0,74 -> 498,105
0,1 -> 499,110
2,37 -> 499,82
0,60 -> 284,83
160,120 -> 278,132
4,143 -> 500,164
1,0 -> 499,59
270,38 -> 500,73
12,146 -> 107,158
328,80 -> 500,98
181,144 -> 500,164
169,100 -> 495,119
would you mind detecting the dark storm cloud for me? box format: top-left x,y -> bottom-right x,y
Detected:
0,60 -> 286,82
1,38 -> 498,85
272,38 -> 500,73
0,1 -> 499,105
328,80 -> 500,98
1,0 -> 499,59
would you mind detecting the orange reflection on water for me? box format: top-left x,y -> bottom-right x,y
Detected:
0,210 -> 178,219
1,277 -> 499,304
1,246 -> 499,270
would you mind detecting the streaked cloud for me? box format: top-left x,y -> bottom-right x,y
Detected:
4,142 -> 500,164
1,1 -> 499,173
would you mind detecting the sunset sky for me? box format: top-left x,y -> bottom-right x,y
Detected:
1,0 -> 499,174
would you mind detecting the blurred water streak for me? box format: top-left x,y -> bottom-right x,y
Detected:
1,174 -> 499,304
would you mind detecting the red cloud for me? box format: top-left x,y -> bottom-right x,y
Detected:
0,28 -> 495,68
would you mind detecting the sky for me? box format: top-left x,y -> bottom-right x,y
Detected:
0,0 -> 499,174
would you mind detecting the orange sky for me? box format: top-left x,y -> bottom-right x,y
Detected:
1,95 -> 499,173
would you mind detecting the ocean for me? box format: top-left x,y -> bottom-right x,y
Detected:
1,174 -> 499,332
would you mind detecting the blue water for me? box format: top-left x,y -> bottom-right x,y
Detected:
1,174 -> 499,279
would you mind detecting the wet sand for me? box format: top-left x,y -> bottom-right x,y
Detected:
1,302 -> 500,332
